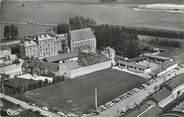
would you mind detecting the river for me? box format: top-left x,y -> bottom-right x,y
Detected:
1,1 -> 183,38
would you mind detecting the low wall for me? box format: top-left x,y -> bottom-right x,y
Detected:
70,60 -> 112,78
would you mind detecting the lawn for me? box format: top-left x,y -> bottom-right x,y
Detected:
22,69 -> 146,114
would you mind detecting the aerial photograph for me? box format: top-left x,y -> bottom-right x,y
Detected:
0,0 -> 184,117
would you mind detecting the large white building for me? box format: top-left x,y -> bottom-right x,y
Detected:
20,28 -> 97,59
20,33 -> 66,59
69,28 -> 96,53
116,54 -> 177,75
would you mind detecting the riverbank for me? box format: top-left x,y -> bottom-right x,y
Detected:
136,4 -> 184,13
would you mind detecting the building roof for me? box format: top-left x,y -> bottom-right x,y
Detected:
30,61 -> 59,72
45,52 -> 79,63
23,40 -> 38,47
152,88 -> 171,103
143,54 -> 171,61
78,52 -> 110,67
70,28 -> 95,41
117,60 -> 150,70
35,34 -> 53,41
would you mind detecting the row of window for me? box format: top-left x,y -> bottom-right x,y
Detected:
73,40 -> 95,49
118,63 -> 145,71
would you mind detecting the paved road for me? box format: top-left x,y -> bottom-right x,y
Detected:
0,93 -> 60,117
95,67 -> 184,117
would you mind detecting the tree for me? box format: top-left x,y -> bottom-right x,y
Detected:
37,80 -> 42,88
0,74 -> 9,94
53,16 -> 97,34
4,25 -> 19,40
94,25 -> 143,58
69,15 -> 96,30
44,79 -> 49,86
53,23 -> 69,34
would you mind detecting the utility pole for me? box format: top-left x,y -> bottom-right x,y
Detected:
95,88 -> 98,109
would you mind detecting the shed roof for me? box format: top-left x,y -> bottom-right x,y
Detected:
23,40 -> 37,47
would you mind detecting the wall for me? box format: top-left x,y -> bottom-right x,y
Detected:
70,60 -> 112,78
59,60 -> 80,77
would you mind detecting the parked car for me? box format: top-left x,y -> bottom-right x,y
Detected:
42,107 -> 49,111
57,112 -> 65,116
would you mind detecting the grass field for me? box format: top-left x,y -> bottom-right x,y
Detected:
22,69 -> 146,114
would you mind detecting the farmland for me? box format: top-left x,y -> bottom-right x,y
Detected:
21,69 -> 146,114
